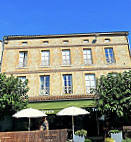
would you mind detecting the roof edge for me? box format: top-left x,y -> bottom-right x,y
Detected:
3,31 -> 129,40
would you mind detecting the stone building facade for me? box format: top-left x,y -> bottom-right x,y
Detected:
0,41 -> 2,71
1,31 -> 131,99
1,31 -> 131,133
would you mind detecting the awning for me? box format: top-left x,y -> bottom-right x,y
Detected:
28,100 -> 96,114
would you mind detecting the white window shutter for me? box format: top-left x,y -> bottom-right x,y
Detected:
19,52 -> 24,67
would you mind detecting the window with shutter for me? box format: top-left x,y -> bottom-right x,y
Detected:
41,51 -> 50,66
19,52 -> 27,67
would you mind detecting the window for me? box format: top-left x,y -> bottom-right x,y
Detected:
108,73 -> 117,77
43,41 -> 49,45
62,50 -> 71,65
40,76 -> 50,95
41,51 -> 50,66
18,76 -> 26,82
19,51 -> 27,67
22,42 -> 28,45
83,39 -> 89,43
105,38 -> 110,43
63,40 -> 69,44
85,74 -> 96,93
63,75 -> 73,94
105,48 -> 115,63
83,49 -> 93,65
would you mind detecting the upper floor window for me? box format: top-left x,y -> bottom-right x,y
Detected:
83,39 -> 89,43
22,42 -> 28,45
63,40 -> 69,44
63,74 -> 73,94
105,38 -> 110,43
108,73 -> 117,77
40,76 -> 50,95
105,48 -> 115,63
41,51 -> 50,66
83,49 -> 93,65
43,41 -> 49,45
19,51 -> 27,67
62,50 -> 71,65
85,74 -> 96,93
18,76 -> 26,82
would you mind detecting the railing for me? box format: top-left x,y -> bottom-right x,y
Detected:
63,86 -> 73,94
41,61 -> 50,66
40,87 -> 50,95
0,129 -> 67,142
19,61 -> 27,67
62,60 -> 71,65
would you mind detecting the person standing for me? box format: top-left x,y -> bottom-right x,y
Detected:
40,117 -> 49,130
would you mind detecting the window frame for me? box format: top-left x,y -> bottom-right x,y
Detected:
41,50 -> 50,66
104,48 -> 115,64
40,75 -> 50,96
83,48 -> 93,65
85,74 -> 96,94
105,38 -> 110,43
62,49 -> 71,65
18,76 -> 26,83
63,74 -> 73,94
63,40 -> 69,44
19,51 -> 28,67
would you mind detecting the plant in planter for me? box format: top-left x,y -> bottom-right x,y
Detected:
109,130 -> 121,134
84,139 -> 92,142
109,130 -> 123,142
105,137 -> 115,142
75,129 -> 87,137
122,137 -> 131,142
74,129 -> 87,142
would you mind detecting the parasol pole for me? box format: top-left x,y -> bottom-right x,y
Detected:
28,117 -> 31,131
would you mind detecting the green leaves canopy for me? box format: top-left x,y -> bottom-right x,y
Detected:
95,70 -> 131,118
0,74 -> 29,112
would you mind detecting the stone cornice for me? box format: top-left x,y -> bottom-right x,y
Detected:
4,43 -> 128,50
29,95 -> 97,102
4,31 -> 129,40
3,67 -> 131,75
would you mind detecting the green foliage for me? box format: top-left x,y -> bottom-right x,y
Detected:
75,129 -> 87,137
122,138 -> 131,142
95,71 -> 131,118
0,73 -> 29,112
84,139 -> 92,142
105,137 -> 115,142
109,129 -> 121,134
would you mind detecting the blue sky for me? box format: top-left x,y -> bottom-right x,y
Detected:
0,0 -> 131,44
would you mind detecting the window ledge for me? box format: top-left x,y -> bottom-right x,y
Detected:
61,64 -> 73,67
86,93 -> 95,95
39,94 -> 50,96
39,65 -> 51,68
16,66 -> 28,69
63,94 -> 73,95
83,64 -> 93,66
104,62 -> 116,65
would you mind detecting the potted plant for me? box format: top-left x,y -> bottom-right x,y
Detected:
105,137 -> 115,142
109,130 -> 123,142
74,129 -> 87,142
122,137 -> 131,142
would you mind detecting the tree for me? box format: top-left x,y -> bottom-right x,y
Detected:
95,71 -> 131,121
0,73 -> 29,113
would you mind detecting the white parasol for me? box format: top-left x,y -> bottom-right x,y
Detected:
56,106 -> 89,135
13,108 -> 47,131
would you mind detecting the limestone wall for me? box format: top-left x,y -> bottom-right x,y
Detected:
1,33 -> 131,96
